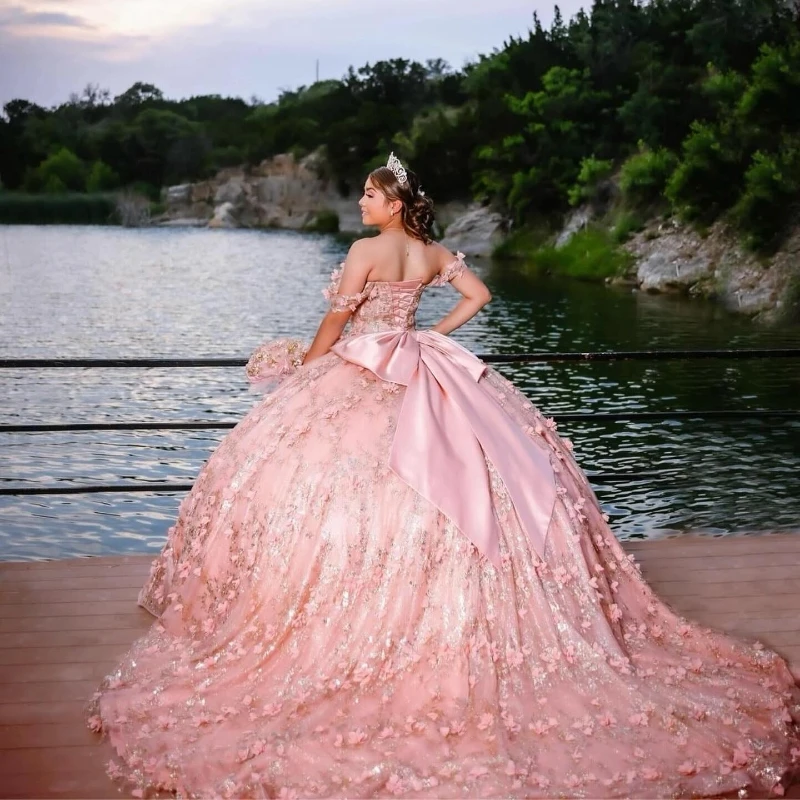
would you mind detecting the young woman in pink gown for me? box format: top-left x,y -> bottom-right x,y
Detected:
87,154 -> 799,798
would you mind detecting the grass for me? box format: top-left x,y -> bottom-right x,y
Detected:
494,222 -> 636,281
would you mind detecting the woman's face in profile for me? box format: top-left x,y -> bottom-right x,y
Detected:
359,178 -> 393,227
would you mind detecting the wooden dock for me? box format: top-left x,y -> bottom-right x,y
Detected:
1,533 -> 799,799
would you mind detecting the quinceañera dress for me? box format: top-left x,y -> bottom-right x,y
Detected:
88,255 -> 799,799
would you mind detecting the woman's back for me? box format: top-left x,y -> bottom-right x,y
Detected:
362,232 -> 451,285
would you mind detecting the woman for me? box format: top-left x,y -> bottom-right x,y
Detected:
87,154 -> 799,798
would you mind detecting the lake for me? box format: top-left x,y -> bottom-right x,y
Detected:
1,224 -> 799,561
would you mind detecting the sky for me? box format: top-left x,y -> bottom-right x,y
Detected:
0,0 -> 587,109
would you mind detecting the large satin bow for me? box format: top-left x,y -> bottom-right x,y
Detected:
332,331 -> 555,567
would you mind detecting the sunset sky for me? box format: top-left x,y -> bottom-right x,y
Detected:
0,0 -> 586,108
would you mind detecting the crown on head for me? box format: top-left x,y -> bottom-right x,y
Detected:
386,152 -> 408,185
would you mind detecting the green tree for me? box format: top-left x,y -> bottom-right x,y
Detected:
31,147 -> 86,192
85,160 -> 120,192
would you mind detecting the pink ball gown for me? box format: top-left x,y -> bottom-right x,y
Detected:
87,254 -> 799,798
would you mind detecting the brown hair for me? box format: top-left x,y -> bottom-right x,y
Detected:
368,165 -> 435,244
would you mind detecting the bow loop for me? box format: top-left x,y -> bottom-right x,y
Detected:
332,331 -> 555,567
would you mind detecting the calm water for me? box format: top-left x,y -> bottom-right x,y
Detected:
1,224 -> 799,561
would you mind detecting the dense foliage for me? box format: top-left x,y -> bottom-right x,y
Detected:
1,0 -> 798,248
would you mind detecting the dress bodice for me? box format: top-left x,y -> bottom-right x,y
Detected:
323,253 -> 466,335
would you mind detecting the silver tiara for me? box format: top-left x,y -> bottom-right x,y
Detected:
387,152 -> 408,185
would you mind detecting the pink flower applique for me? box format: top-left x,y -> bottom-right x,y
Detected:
250,738 -> 267,756
347,729 -> 367,745
235,744 -> 258,767
477,713 -> 494,731
106,760 -> 123,779
385,774 -> 405,795
528,772 -> 550,789
469,766 -> 490,780
87,715 -> 102,732
450,719 -> 466,736
502,712 -> 521,733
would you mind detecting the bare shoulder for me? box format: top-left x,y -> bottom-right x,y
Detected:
427,241 -> 462,269
346,236 -> 378,259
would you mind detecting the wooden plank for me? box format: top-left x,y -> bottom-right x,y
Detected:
0,644 -> 135,666
0,586 -> 149,605
636,579 -> 800,598
0,575 -> 154,592
0,566 -> 152,584
0,701 -> 93,726
0,627 -> 147,650
0,612 -> 153,634
631,552 -> 800,570
1,772 -> 122,800
0,721 -> 101,750
638,564 -> 800,583
0,745 -> 111,775
0,661 -> 119,685
0,601 -> 143,619
0,680 -> 102,704
0,555 -> 153,570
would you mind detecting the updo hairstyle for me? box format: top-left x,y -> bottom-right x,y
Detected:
368,165 -> 435,244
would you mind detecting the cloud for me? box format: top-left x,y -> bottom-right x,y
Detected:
0,4 -> 93,30
0,1 -> 588,107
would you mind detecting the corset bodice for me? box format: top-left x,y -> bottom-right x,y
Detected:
323,252 -> 466,334
347,280 -> 425,335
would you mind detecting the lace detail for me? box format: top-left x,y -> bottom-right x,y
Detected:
430,251 -> 466,287
323,263 -> 370,313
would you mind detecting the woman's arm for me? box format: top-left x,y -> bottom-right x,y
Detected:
430,268 -> 492,336
302,240 -> 372,365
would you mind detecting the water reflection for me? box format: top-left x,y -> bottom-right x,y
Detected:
1,225 -> 799,560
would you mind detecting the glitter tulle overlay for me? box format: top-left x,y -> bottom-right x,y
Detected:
87,261 -> 800,798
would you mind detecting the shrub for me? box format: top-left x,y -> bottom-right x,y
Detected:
731,144 -> 800,251
619,144 -> 678,207
520,226 -> 634,281
567,156 -> 614,207
304,209 -> 340,234
86,160 -> 120,192
665,121 -> 742,223
0,192 -> 116,224
32,147 -> 87,192
610,209 -> 646,243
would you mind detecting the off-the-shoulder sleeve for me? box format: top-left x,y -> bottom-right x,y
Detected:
322,263 -> 368,312
429,251 -> 467,287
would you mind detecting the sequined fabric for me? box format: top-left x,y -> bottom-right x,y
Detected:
87,262 -> 799,799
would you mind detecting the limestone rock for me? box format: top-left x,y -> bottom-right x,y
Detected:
623,216 -> 799,320
207,202 -> 239,229
440,205 -> 506,258
555,206 -> 595,248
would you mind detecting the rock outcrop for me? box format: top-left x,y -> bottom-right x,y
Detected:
160,153 -> 362,232
439,205 -> 506,258
623,217 -> 799,321
555,205 -> 596,248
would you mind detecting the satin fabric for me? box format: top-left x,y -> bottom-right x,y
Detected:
332,330 -> 556,566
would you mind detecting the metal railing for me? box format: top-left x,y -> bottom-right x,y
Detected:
2,348 -> 798,496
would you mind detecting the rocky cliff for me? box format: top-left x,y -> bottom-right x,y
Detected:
621,217 -> 799,322
160,152 -> 363,232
